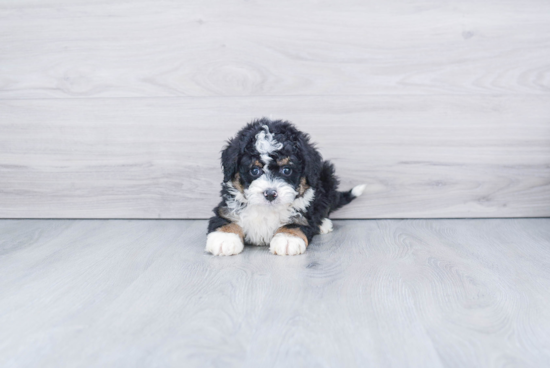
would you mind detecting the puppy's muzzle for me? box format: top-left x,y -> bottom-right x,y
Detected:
263,189 -> 278,202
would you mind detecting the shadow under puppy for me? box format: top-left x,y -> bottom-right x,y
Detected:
206,118 -> 365,256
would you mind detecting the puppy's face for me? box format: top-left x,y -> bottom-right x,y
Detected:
238,154 -> 303,206
224,124 -> 311,207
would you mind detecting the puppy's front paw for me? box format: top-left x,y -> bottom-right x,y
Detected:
269,233 -> 307,256
205,231 -> 244,256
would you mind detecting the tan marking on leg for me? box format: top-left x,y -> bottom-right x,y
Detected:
275,227 -> 308,246
232,172 -> 244,193
253,160 -> 264,168
218,223 -> 244,241
277,157 -> 290,166
298,177 -> 310,196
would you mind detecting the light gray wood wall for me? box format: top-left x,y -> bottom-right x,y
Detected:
1,0 -> 549,218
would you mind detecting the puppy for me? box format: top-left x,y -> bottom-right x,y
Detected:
206,118 -> 365,256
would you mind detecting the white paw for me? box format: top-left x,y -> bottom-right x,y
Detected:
205,231 -> 244,256
269,233 -> 307,256
319,218 -> 333,234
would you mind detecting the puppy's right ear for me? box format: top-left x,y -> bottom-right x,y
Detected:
221,138 -> 240,182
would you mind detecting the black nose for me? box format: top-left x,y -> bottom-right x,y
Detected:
263,189 -> 278,202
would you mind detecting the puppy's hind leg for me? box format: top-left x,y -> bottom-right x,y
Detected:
319,218 -> 333,234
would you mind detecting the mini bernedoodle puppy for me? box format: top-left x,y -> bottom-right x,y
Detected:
206,118 -> 365,256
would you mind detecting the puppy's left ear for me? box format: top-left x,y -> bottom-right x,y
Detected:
221,138 -> 240,182
300,135 -> 323,188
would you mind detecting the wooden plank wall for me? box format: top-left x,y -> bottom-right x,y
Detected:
1,0 -> 549,218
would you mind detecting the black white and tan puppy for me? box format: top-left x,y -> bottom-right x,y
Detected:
206,118 -> 365,256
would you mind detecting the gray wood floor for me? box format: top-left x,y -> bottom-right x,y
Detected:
1,219 -> 549,367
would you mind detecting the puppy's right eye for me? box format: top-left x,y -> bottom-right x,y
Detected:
250,167 -> 262,177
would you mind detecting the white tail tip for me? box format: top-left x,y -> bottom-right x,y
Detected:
351,184 -> 366,197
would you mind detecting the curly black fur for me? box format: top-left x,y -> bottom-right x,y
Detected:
207,118 -> 362,249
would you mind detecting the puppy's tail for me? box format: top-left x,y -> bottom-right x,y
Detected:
332,184 -> 366,212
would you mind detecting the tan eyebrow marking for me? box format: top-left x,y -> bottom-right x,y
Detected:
277,157 -> 290,166
253,160 -> 264,168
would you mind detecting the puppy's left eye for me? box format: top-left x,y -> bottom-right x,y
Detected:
250,167 -> 262,177
281,167 -> 292,176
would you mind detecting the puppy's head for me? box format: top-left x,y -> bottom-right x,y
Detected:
221,119 -> 321,207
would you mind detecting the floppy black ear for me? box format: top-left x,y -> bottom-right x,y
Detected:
221,137 -> 240,182
299,135 -> 323,188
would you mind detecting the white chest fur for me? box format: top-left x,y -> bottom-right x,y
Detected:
225,178 -> 315,245
239,189 -> 314,245
237,204 -> 295,246
225,184 -> 315,246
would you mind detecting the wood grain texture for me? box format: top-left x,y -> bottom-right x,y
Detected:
1,0 -> 550,219
1,0 -> 550,98
1,96 -> 549,219
0,219 -> 549,367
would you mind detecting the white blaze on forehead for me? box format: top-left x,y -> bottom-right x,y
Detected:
255,125 -> 283,154
255,125 -> 283,167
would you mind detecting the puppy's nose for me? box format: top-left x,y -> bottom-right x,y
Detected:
263,189 -> 278,202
